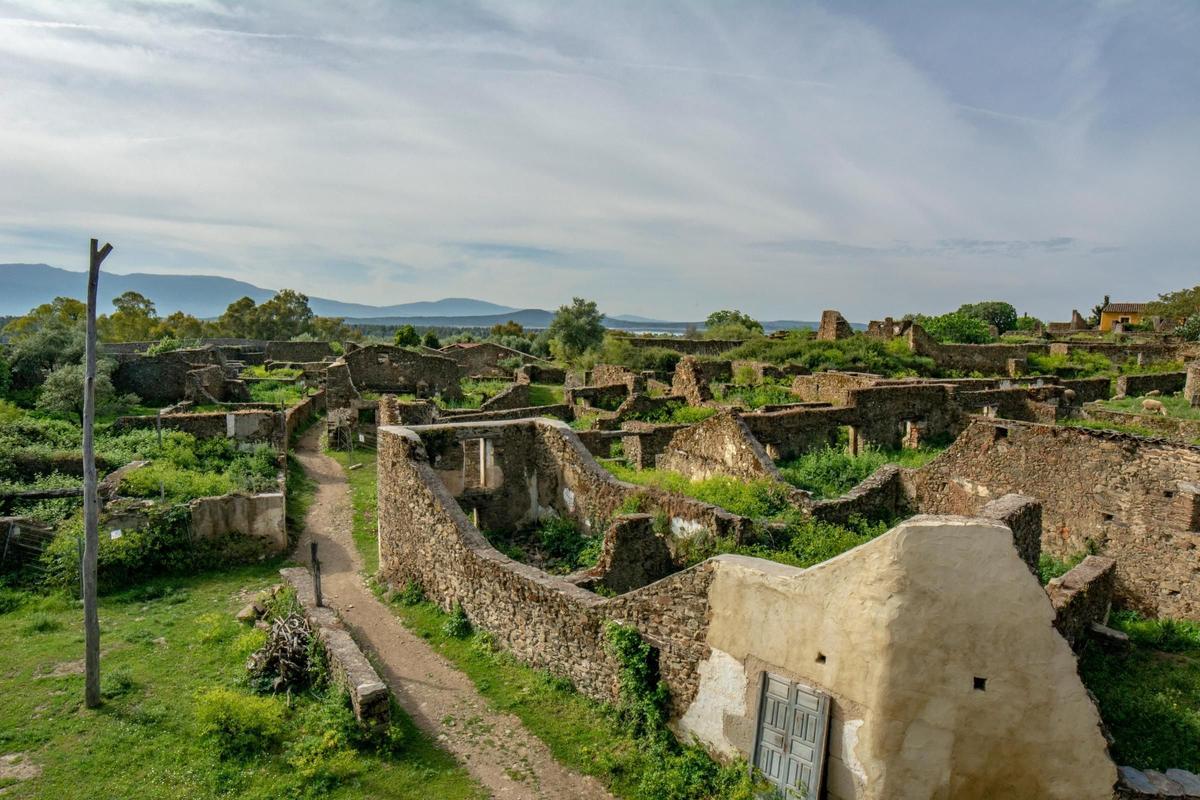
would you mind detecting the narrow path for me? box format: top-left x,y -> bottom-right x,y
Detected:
292,425 -> 613,800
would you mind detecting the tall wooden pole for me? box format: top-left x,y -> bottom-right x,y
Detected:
83,237 -> 112,709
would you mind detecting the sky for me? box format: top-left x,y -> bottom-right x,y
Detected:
1,0 -> 1197,322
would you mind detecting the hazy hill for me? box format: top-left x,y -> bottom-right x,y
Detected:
0,263 -> 517,319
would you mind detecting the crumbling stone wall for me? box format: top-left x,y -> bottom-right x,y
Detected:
264,341 -> 334,363
479,382 -> 530,412
910,418 -> 1200,617
326,344 -> 461,408
113,347 -> 228,405
564,383 -> 630,411
817,309 -> 854,341
1115,372 -> 1188,397
439,342 -> 543,378
591,364 -> 646,392
1081,404 -> 1200,442
1045,555 -> 1117,651
791,371 -> 881,405
657,411 -> 784,483
113,409 -> 285,448
1183,361 -> 1199,408
514,364 -> 567,385
671,357 -> 732,405
905,323 -> 1048,375
620,422 -> 690,469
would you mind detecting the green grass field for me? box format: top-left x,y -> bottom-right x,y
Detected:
0,565 -> 482,799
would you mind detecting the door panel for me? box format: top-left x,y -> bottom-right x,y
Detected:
754,674 -> 830,799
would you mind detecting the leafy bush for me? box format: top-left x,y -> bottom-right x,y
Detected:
0,586 -> 31,615
194,687 -> 287,759
1027,350 -> 1113,378
20,611 -> 62,635
120,461 -> 235,502
101,666 -> 137,699
776,445 -> 945,499
397,579 -> 425,606
723,331 -> 935,377
442,603 -> 472,638
40,506 -> 270,594
918,311 -> 992,344
1037,552 -> 1087,585
716,381 -> 797,409
1176,313 -> 1200,342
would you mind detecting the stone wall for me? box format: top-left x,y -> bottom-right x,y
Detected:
817,309 -> 854,341
514,363 -> 567,385
620,421 -> 690,469
1049,341 -> 1179,365
1081,404 -> 1200,442
1116,372 -> 1188,397
657,411 -> 784,483
189,489 -> 287,552
1045,555 -> 1117,651
438,404 -> 573,424
479,382 -> 530,412
439,342 -> 542,378
791,372 -> 881,405
591,364 -> 645,392
113,409 -> 285,448
906,323 -> 1047,375
112,347 -> 227,405
910,418 -> 1200,617
671,357 -> 733,405
809,465 -> 910,525
281,567 -> 390,731
564,383 -> 630,411
263,340 -> 334,363
327,344 -> 461,407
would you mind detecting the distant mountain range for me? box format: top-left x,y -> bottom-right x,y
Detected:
0,262 -> 854,332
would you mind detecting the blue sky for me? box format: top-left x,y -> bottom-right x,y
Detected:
1,1 -> 1196,321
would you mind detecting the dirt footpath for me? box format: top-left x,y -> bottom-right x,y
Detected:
292,425 -> 612,800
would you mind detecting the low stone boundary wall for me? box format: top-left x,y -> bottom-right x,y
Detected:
479,382 -> 530,411
1082,404 -> 1200,442
1116,372 -> 1188,398
285,390 -> 326,441
810,465 -> 909,524
190,489 -> 287,552
621,421 -> 689,469
1045,555 -> 1117,652
280,567 -> 390,731
113,409 -> 285,448
438,404 -> 572,424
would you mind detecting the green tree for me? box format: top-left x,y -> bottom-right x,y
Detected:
251,289 -> 314,340
1088,295 -> 1111,327
217,296 -> 258,338
704,310 -> 764,339
490,320 -> 525,337
920,312 -> 992,344
2,298 -> 87,389
956,301 -> 1017,334
1176,313 -> 1200,342
153,310 -> 214,340
99,291 -> 160,342
1147,286 -> 1200,321
393,324 -> 420,347
547,297 -> 605,361
0,350 -> 11,398
422,330 -> 441,348
35,361 -> 136,422
1013,314 -> 1043,332
309,315 -> 359,342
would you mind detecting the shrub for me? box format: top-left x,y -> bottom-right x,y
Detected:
194,687 -> 287,758
1038,552 -> 1086,585
21,611 -> 62,635
396,580 -> 425,606
919,312 -> 992,344
0,586 -> 30,614
442,603 -> 472,638
101,666 -> 137,699
120,461 -> 235,502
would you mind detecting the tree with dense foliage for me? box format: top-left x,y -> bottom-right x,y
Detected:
98,291 -> 160,342
393,324 -> 420,347
2,297 -> 87,388
1013,314 -> 1043,332
547,297 -> 605,361
704,310 -> 764,339
422,330 -> 441,348
491,320 -> 524,337
35,361 -> 136,422
1147,285 -> 1200,322
919,312 -> 992,344
0,351 -> 11,398
248,289 -> 314,340
155,310 -> 214,340
217,296 -> 258,337
956,301 -> 1017,334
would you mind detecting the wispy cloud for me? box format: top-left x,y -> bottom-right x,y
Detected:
0,0 -> 1196,320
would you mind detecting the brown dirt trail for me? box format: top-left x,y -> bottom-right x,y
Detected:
292,425 -> 613,800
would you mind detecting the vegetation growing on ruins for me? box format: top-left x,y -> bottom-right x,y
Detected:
622,398 -> 717,424
776,444 -> 946,499
0,566 -> 483,799
1061,418 -> 1163,438
1080,611 -> 1200,772
721,330 -> 937,377
602,463 -> 891,568
327,447 -> 380,575
527,383 -> 564,406
243,365 -> 303,380
483,517 -> 602,574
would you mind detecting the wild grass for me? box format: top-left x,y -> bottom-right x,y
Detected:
0,565 -> 483,799
326,448 -> 380,576
775,445 -> 946,499
527,383 -> 564,406
1100,393 -> 1200,420
1080,610 -> 1200,772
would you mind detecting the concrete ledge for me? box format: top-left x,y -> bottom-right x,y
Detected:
280,567 -> 390,731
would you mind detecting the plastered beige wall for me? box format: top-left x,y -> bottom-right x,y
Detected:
678,517 -> 1115,800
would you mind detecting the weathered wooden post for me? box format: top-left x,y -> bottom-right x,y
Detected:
83,237 -> 112,709
311,540 -> 322,607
